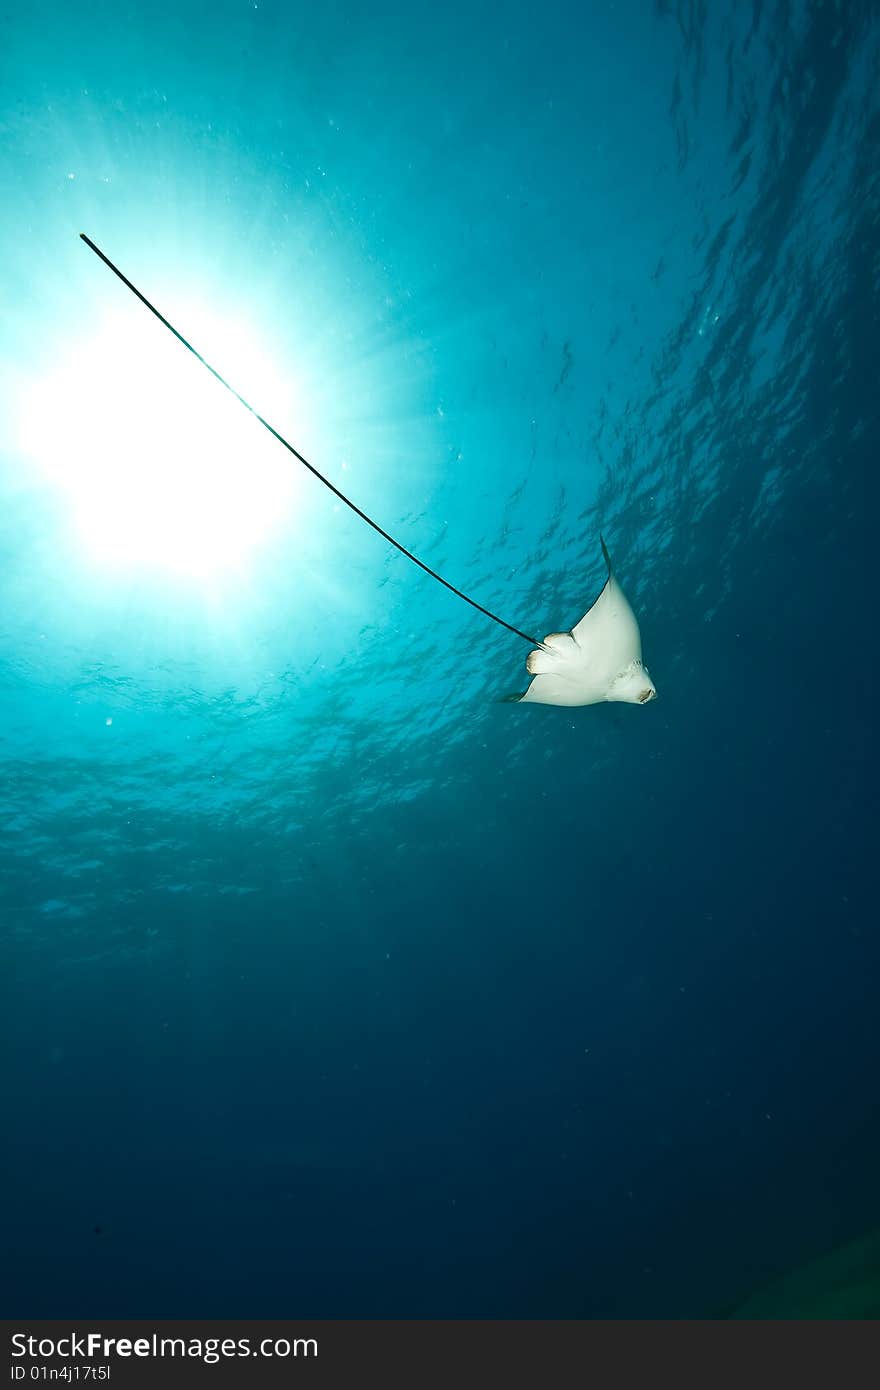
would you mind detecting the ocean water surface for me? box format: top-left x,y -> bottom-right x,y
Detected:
1,0 -> 878,1316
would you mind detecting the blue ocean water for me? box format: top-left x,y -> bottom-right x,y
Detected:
1,0 -> 877,1317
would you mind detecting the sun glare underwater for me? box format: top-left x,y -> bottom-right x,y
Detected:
20,302 -> 308,578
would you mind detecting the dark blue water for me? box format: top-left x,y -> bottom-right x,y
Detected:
1,1 -> 877,1317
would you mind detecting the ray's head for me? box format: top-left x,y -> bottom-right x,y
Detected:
608,659 -> 657,706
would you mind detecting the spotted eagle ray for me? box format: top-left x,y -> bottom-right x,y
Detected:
79,233 -> 656,709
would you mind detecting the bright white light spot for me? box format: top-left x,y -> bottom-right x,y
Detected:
20,305 -> 305,577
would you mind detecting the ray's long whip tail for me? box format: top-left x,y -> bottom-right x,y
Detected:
79,233 -> 541,647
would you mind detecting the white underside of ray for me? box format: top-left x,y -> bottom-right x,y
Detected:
518,572 -> 652,707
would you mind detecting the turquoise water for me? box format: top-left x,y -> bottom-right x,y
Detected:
1,1 -> 877,1316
